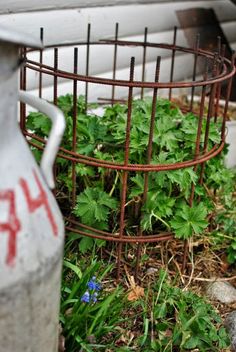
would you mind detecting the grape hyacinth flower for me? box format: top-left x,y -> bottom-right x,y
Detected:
91,292 -> 98,303
81,291 -> 90,303
81,276 -> 101,304
87,276 -> 101,291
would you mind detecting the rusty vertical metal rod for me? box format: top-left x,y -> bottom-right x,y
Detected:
117,57 -> 135,281
203,56 -> 218,148
39,27 -> 44,98
169,26 -> 177,101
217,36 -> 221,55
221,44 -> 226,57
214,37 -> 222,122
199,55 -> 218,186
184,67 -> 208,272
215,43 -> 226,123
190,34 -> 200,112
20,47 -> 27,131
53,48 -> 58,106
135,56 -> 161,280
221,53 -> 236,141
85,23 -> 91,112
214,66 -> 220,123
144,57 -> 161,173
189,67 -> 208,206
111,23 -> 119,105
220,44 -> 226,139
72,48 -> 78,208
141,27 -> 148,99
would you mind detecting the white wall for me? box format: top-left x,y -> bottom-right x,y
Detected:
0,0 -> 235,100
0,0 -> 223,14
0,1 -> 235,45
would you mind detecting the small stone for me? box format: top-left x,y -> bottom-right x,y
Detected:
225,311 -> 236,352
146,267 -> 158,275
206,281 -> 236,304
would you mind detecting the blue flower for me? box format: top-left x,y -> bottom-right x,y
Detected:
87,277 -> 101,291
81,277 -> 101,304
81,291 -> 90,303
91,292 -> 98,303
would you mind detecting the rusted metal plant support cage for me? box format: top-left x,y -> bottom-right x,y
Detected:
20,25 -> 236,279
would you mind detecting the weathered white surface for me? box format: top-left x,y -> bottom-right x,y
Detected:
206,281 -> 236,304
226,121 -> 236,168
0,0 -> 225,15
0,36 -> 65,351
0,260 -> 62,351
0,1 -> 235,45
1,0 -> 235,99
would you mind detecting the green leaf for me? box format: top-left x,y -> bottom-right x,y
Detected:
156,302 -> 167,319
57,94 -> 74,115
171,203 -> 208,239
73,187 -> 117,229
26,111 -> 51,136
63,260 -> 82,278
227,245 -> 236,264
75,164 -> 95,177
183,335 -> 199,349
79,236 -> 94,253
130,174 -> 144,197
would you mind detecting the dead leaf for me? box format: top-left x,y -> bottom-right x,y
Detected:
65,307 -> 73,316
115,334 -> 128,346
127,285 -> 144,301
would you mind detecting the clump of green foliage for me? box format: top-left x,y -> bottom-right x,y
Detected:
61,237 -> 124,352
133,269 -> 230,351
61,243 -> 230,352
26,94 -> 236,261
26,95 -> 233,351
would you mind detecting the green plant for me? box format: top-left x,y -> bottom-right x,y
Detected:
26,95 -> 236,260
61,251 -> 124,351
61,236 -> 230,352
132,269 -> 230,351
212,188 -> 236,264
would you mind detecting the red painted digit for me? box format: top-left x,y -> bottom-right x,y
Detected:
0,190 -> 21,266
19,169 -> 58,236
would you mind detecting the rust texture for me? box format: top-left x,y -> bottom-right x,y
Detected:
20,26 -> 236,278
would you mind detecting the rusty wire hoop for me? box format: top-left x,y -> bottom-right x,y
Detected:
20,25 -> 236,278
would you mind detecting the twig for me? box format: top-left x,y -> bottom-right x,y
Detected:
167,268 -> 236,282
189,275 -> 236,282
103,248 -> 132,268
124,264 -> 136,288
109,171 -> 119,197
183,239 -> 194,291
169,249 -> 185,285
203,183 -> 215,198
